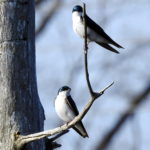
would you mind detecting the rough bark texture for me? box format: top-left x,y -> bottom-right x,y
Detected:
0,0 -> 45,149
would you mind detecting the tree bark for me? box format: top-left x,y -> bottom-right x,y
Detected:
0,0 -> 45,149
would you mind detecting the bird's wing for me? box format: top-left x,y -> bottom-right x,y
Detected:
66,96 -> 88,138
86,15 -> 105,35
66,96 -> 79,116
86,15 -> 123,48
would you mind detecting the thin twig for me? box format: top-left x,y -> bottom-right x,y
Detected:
98,82 -> 114,95
83,3 -> 94,97
83,3 -> 88,53
14,83 -> 113,149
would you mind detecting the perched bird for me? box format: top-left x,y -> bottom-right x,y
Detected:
72,5 -> 124,54
55,86 -> 88,138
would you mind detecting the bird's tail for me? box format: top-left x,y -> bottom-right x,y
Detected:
96,42 -> 120,54
72,121 -> 89,138
110,39 -> 124,49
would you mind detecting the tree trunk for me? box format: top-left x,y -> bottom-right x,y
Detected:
0,0 -> 45,149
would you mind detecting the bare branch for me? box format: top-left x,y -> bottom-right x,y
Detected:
95,82 -> 150,150
82,3 -> 114,99
14,83 -> 113,149
83,3 -> 94,97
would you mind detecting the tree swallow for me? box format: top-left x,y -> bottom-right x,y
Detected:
55,86 -> 88,138
72,5 -> 124,54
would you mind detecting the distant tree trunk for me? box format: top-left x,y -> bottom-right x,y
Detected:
0,0 -> 45,149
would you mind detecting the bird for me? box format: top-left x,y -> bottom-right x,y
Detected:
72,5 -> 124,54
54,86 -> 88,138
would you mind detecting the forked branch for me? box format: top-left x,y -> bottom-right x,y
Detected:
82,3 -> 113,98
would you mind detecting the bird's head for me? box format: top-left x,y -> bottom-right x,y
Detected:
58,86 -> 71,96
72,5 -> 83,17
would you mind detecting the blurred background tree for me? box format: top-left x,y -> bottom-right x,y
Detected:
35,0 -> 150,150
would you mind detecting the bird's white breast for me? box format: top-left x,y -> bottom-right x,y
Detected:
72,12 -> 85,38
55,93 -> 75,122
72,12 -> 107,43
